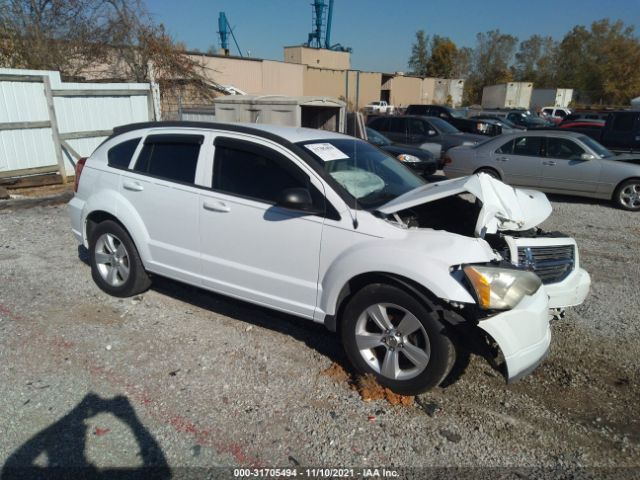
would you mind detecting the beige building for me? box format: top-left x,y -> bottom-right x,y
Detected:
284,46 -> 350,70
184,48 -> 464,112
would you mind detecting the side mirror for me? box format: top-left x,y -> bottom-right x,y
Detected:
276,187 -> 322,214
580,153 -> 596,161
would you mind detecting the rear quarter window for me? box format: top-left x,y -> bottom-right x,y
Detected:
107,138 -> 141,169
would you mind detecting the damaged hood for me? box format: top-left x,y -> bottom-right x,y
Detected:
377,173 -> 552,235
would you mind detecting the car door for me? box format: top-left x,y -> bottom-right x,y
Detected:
386,117 -> 408,143
198,135 -> 326,319
603,112 -> 640,150
407,117 -> 431,144
119,131 -> 210,284
540,137 -> 601,193
490,136 -> 543,187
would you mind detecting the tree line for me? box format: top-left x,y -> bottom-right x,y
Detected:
408,19 -> 640,106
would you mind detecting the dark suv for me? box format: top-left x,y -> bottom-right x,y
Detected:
367,115 -> 486,166
404,105 -> 502,136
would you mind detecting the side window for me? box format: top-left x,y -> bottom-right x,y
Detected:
612,113 -> 635,132
512,136 -> 543,156
546,138 -> 585,160
409,119 -> 426,135
542,108 -> 553,115
213,142 -> 307,204
134,134 -> 203,184
496,139 -> 514,154
369,117 -> 388,130
556,110 -> 567,118
108,138 -> 140,169
388,117 -> 406,133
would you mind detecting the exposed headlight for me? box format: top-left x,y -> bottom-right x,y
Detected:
397,153 -> 421,163
463,265 -> 541,310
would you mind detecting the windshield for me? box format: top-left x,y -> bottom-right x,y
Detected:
429,117 -> 459,134
298,138 -> 425,209
450,108 -> 467,119
366,127 -> 392,146
580,136 -> 615,158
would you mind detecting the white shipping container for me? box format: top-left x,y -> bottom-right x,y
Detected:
214,95 -> 346,133
482,82 -> 533,109
531,88 -> 574,110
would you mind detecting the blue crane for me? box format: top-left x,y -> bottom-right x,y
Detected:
305,0 -> 351,52
217,12 -> 243,57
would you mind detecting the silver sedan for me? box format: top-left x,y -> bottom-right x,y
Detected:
444,131 -> 640,211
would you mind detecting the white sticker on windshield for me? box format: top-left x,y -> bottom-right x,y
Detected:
304,143 -> 349,161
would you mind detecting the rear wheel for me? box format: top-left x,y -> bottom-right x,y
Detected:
475,167 -> 501,180
614,179 -> 640,211
89,220 -> 151,297
341,283 -> 456,395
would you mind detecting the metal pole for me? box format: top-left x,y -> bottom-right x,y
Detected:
43,76 -> 67,184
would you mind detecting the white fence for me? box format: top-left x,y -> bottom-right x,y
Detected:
0,68 -> 158,181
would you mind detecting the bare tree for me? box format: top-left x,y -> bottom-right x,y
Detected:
0,0 -> 214,101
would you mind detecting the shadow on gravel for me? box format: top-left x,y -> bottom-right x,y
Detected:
1,393 -> 170,480
76,247 -> 480,391
152,275 -> 351,371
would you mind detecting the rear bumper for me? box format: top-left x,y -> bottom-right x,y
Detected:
545,267 -> 591,309
67,195 -> 85,246
477,287 -> 551,382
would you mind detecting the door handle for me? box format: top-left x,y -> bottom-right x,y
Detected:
496,157 -> 509,162
203,200 -> 231,213
543,161 -> 556,166
123,180 -> 144,192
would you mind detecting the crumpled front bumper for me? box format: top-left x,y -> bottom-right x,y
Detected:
477,286 -> 551,382
545,267 -> 591,309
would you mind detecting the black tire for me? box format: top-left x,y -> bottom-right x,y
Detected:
89,220 -> 151,297
475,167 -> 501,180
340,283 -> 456,395
613,179 -> 640,211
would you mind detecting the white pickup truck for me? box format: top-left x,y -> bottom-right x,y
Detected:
364,101 -> 396,115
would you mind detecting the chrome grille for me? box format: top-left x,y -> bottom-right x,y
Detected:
516,245 -> 575,284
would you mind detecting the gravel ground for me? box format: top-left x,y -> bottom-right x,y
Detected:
0,190 -> 639,477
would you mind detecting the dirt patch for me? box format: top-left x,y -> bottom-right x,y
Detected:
320,363 -> 414,406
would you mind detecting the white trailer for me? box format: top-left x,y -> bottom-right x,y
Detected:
481,82 -> 533,109
213,95 -> 346,133
531,88 -> 574,110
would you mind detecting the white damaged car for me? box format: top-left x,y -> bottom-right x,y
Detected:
69,122 -> 590,394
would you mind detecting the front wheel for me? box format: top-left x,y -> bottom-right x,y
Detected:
614,179 -> 640,211
341,284 -> 456,395
475,167 -> 501,180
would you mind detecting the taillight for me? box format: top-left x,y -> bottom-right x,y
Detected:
443,155 -> 453,165
74,157 -> 87,193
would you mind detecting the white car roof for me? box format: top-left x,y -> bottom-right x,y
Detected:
110,121 -> 351,145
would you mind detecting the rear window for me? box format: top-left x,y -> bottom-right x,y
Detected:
108,138 -> 140,169
134,134 -> 203,184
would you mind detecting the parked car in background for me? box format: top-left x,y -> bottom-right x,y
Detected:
365,127 -> 437,176
560,111 -> 609,124
444,130 -> 640,210
557,119 -> 605,141
367,115 -> 486,166
560,111 -> 640,152
597,111 -> 640,153
471,115 -> 526,131
540,107 -> 572,124
404,104 -> 502,136
364,101 -> 396,115
69,121 -> 560,394
502,110 -> 555,129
